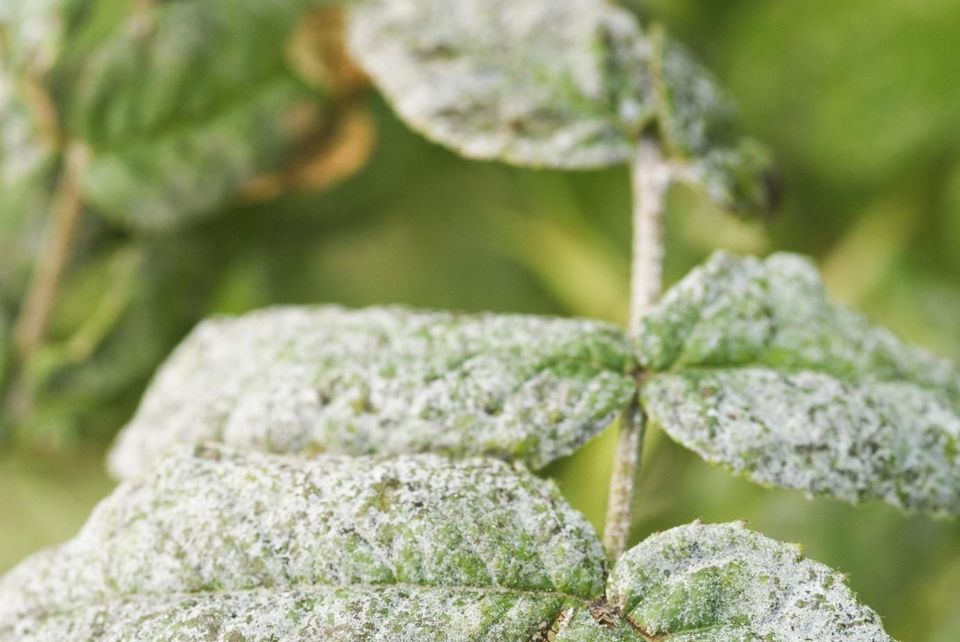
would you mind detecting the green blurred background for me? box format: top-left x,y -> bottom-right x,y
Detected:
2,1 -> 960,639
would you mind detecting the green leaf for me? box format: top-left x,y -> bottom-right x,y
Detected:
608,522 -> 892,641
64,2 -> 324,232
108,306 -> 638,479
637,251 -> 960,514
0,445 -> 608,640
0,449 -> 892,640
348,0 -> 773,213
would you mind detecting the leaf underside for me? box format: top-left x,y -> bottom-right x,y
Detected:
348,0 -> 773,214
108,306 -> 638,479
0,445 -> 891,641
637,251 -> 960,514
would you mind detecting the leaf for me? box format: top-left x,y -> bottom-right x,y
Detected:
607,521 -> 892,641
636,251 -> 960,514
108,306 -> 638,479
0,449 -> 892,640
348,0 -> 656,168
0,445 -> 609,640
348,0 -> 774,213
64,1 -> 325,232
650,30 -> 775,214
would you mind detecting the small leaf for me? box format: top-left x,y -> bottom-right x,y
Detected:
0,445 -> 608,640
108,306 -> 638,479
608,522 -> 893,641
65,2 -> 327,232
637,251 -> 960,514
348,0 -> 774,214
650,31 -> 775,214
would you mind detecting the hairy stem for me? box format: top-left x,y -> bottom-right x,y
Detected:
603,140 -> 671,559
7,144 -> 88,419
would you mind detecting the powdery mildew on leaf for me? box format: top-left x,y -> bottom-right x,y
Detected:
0,447 -> 895,640
651,34 -> 773,214
0,445 -> 608,641
348,0 -> 657,167
348,0 -> 774,214
108,306 -> 637,479
607,522 -> 893,641
637,251 -> 960,514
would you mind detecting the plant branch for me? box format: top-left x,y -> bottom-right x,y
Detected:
7,143 -> 88,420
603,139 -> 671,560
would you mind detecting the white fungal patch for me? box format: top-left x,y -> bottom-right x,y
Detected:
347,0 -> 656,168
108,306 -> 637,479
0,446 -> 608,641
348,0 -> 773,213
608,522 -> 893,641
637,251 -> 960,514
0,448 -> 895,640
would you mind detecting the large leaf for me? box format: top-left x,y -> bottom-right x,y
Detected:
348,0 -> 773,213
65,2 -> 324,232
0,446 -> 892,640
637,251 -> 960,514
608,522 -> 891,641
108,306 -> 638,479
0,445 -> 607,640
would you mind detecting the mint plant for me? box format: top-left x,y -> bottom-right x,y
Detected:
1,0 -> 957,640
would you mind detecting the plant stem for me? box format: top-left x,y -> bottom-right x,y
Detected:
7,143 -> 88,420
603,140 -> 671,560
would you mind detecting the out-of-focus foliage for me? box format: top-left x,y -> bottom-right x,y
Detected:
0,0 -> 372,446
66,2 -> 323,231
1,0 -> 959,640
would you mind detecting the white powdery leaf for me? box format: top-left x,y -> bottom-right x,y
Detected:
347,0 -> 657,168
0,445 -> 609,641
348,0 -> 774,214
608,522 -> 894,642
637,251 -> 960,514
0,447 -> 895,640
108,305 -> 637,480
